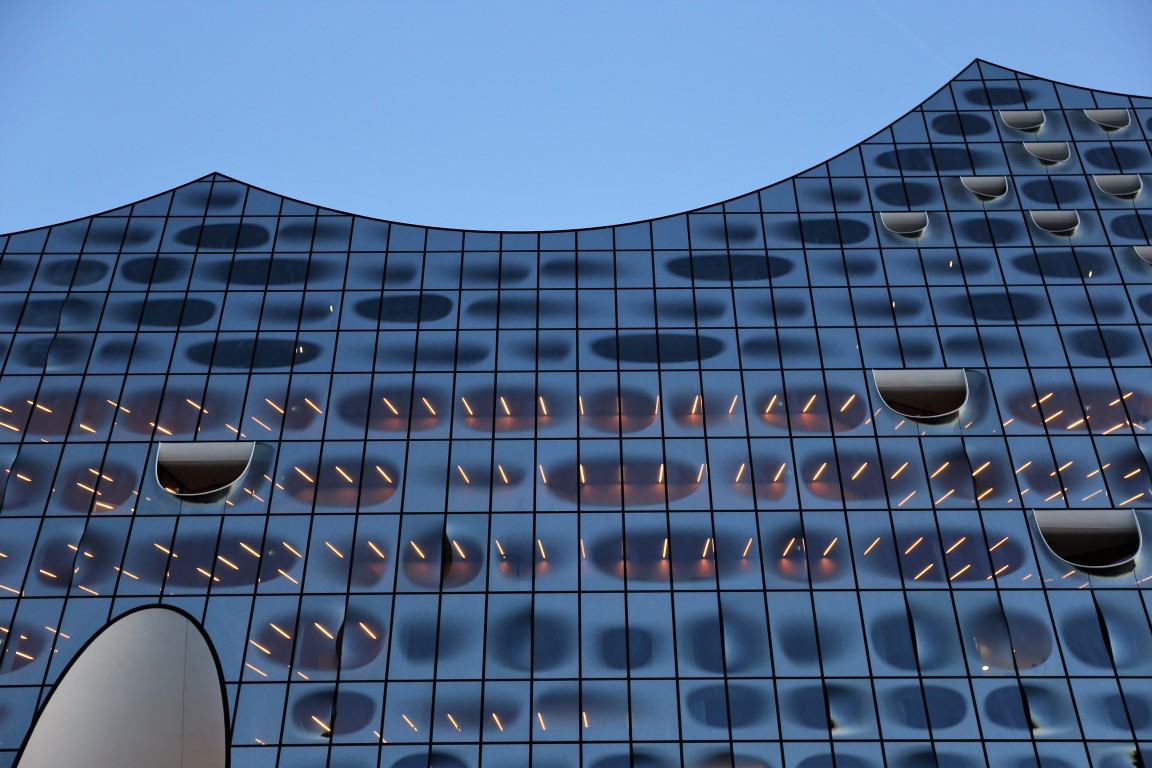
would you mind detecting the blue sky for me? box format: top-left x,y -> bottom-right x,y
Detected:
2,1 -> 1149,233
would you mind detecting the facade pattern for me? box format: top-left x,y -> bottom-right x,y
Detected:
2,60 -> 1152,767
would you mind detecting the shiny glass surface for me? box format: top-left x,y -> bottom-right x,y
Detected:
3,59 -> 1152,767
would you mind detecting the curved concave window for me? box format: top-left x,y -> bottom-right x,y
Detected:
1030,210 -> 1080,236
156,441 -> 254,499
879,211 -> 929,237
1084,108 -> 1131,130
872,368 -> 968,420
999,110 -> 1045,132
16,607 -> 226,768
1024,142 -> 1070,165
1093,174 -> 1143,199
1034,508 -> 1141,571
960,176 -> 1008,200
1135,246 -> 1152,265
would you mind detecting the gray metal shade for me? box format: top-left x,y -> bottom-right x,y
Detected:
960,176 -> 1008,200
879,211 -> 929,237
1083,108 -> 1131,130
1034,508 -> 1141,571
1024,142 -> 1070,165
156,441 -> 254,500
872,368 -> 968,420
1135,246 -> 1152,265
16,607 -> 227,768
1093,174 -> 1143,199
999,110 -> 1045,131
1030,210 -> 1080,236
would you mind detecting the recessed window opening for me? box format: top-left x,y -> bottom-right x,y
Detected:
960,176 -> 1008,200
879,211 -> 929,237
1029,210 -> 1080,236
1093,174 -> 1142,199
1033,508 -> 1141,571
1083,108 -> 1131,130
156,441 -> 254,500
873,369 -> 968,421
1024,142 -> 1070,165
999,110 -> 1045,132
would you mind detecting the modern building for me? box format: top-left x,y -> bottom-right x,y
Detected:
2,59 -> 1152,768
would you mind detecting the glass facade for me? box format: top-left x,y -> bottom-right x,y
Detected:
2,59 -> 1152,767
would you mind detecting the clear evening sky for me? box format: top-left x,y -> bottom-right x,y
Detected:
1,1 -> 1149,234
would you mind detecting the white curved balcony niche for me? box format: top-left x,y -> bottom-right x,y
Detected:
1030,210 -> 1080,236
1093,174 -> 1143,200
1024,142 -> 1070,165
999,110 -> 1045,132
156,441 -> 254,501
1034,508 -> 1141,572
1135,246 -> 1152,266
872,368 -> 968,421
879,211 -> 929,237
960,176 -> 1008,200
1084,108 -> 1131,130
16,607 -> 226,768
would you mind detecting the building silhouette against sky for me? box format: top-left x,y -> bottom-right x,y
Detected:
2,60 -> 1152,767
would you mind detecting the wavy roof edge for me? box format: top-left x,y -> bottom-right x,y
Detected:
4,58 -> 1150,239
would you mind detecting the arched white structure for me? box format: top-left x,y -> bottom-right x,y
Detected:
16,607 -> 227,768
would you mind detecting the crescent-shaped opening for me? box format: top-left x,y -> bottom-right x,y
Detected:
1084,108 -> 1131,131
1093,174 -> 1143,200
879,211 -> 929,237
1135,246 -> 1152,266
960,176 -> 1009,200
999,110 -> 1045,132
1030,210 -> 1080,236
872,368 -> 968,421
156,441 -> 255,500
15,606 -> 227,768
1024,142 -> 1070,165
1033,508 -> 1141,571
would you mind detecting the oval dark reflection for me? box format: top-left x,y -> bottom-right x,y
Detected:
664,254 -> 792,281
185,338 -> 321,368
174,222 -> 270,250
1034,508 -> 1141,571
114,297 -> 217,328
356,294 -> 454,324
592,333 -> 723,363
873,368 -> 968,420
156,441 -> 254,500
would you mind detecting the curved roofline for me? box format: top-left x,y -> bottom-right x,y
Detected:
4,58 -> 1149,239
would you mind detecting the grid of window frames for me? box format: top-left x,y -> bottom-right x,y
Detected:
1,60 -> 1152,767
